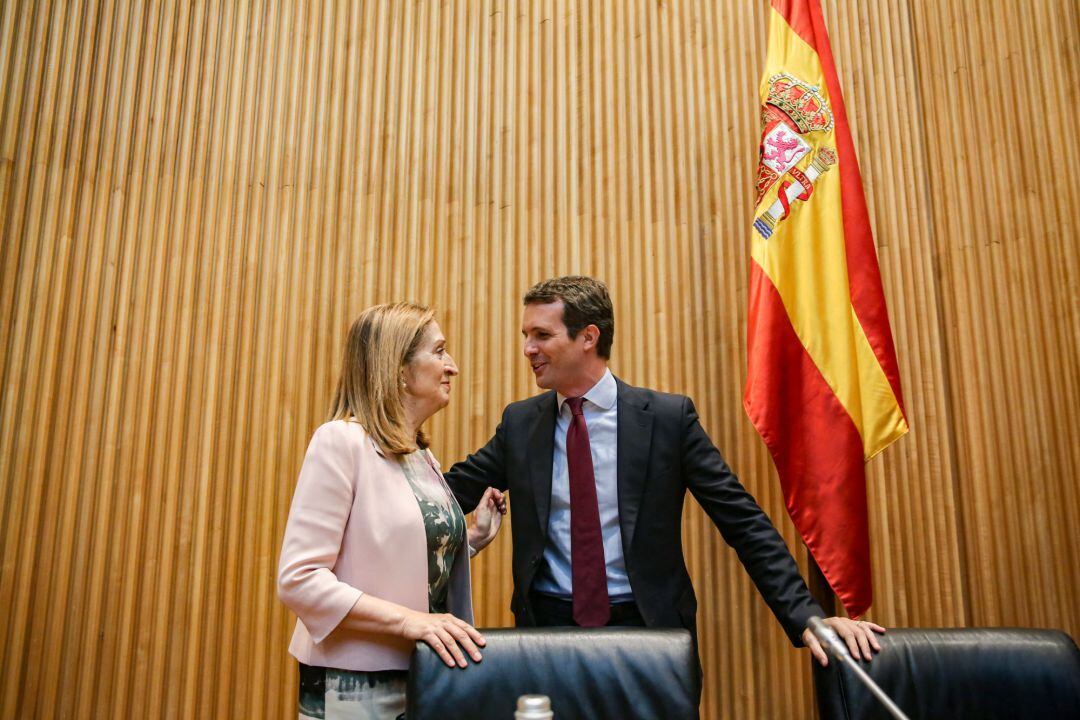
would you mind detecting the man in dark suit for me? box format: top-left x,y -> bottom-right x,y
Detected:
445,276 -> 883,667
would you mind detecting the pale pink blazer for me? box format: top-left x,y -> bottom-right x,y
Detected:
277,420 -> 474,672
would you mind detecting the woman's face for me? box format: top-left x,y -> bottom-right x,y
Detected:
402,321 -> 459,418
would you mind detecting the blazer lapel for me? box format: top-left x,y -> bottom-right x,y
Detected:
528,392 -> 558,539
616,380 -> 653,553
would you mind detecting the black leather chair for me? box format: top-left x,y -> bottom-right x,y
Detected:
406,627 -> 700,720
813,627 -> 1080,720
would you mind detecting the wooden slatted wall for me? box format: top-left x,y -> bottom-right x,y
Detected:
1,0 -> 1077,717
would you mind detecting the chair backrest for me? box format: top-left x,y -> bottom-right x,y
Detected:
406,627 -> 700,720
813,627 -> 1080,720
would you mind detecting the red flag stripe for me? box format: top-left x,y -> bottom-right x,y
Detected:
744,262 -> 872,616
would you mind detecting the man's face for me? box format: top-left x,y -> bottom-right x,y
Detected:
521,300 -> 590,392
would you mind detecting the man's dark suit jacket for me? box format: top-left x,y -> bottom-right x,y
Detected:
445,378 -> 823,649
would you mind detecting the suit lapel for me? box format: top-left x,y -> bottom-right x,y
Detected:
528,392 -> 558,538
616,380 -> 653,553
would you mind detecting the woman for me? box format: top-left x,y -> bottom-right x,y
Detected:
277,302 -> 505,720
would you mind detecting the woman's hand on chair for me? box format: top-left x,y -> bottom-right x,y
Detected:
399,610 -> 486,668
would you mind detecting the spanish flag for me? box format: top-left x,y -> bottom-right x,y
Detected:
744,0 -> 908,617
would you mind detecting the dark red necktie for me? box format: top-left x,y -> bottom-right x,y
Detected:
565,396 -> 610,627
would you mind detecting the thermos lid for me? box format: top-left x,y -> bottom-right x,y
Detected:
515,694 -> 554,719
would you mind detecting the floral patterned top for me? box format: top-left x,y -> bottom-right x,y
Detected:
398,450 -> 466,613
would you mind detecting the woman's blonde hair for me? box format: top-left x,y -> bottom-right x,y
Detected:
329,302 -> 436,455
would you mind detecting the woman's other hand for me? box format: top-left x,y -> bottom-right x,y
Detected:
467,487 -> 506,552
399,610 -> 486,668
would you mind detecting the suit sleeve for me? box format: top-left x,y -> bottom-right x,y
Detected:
680,396 -> 823,646
276,424 -> 364,644
444,409 -> 510,514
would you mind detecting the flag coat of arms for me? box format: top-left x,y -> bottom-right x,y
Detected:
744,0 -> 909,617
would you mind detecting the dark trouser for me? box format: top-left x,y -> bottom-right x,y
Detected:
529,590 -> 646,627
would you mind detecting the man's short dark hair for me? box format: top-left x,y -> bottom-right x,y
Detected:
523,276 -> 615,358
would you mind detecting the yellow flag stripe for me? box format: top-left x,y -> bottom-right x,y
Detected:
752,10 -> 907,457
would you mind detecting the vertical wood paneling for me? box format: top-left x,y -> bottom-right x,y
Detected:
908,0 -> 1080,634
1,1 -> 1077,718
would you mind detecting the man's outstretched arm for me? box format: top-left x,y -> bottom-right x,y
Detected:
679,395 -> 823,645
445,411 -> 510,514
680,396 -> 884,661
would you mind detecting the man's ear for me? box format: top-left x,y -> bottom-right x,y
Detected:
582,324 -> 600,351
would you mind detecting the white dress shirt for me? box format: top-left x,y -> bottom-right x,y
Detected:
532,369 -> 633,601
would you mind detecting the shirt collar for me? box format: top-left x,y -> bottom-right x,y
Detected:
557,368 -> 616,412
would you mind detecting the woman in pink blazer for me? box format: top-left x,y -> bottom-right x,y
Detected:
278,302 -> 505,720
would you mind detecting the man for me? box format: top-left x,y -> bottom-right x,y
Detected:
446,276 -> 883,668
